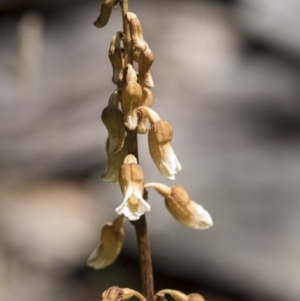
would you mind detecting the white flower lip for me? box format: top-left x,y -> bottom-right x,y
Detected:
161,146 -> 182,180
193,203 -> 213,229
115,186 -> 150,221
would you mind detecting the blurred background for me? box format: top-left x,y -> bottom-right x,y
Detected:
1,0 -> 300,300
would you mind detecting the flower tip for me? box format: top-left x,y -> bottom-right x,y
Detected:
194,204 -> 213,229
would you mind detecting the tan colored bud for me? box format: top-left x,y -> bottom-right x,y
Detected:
116,154 -> 150,220
155,290 -> 205,301
148,120 -> 181,179
138,46 -> 155,88
87,215 -> 126,269
102,287 -> 124,301
102,90 -> 125,154
102,138 -> 128,183
109,33 -> 125,85
145,183 -> 213,229
126,12 -> 148,52
141,87 -> 153,107
94,0 -> 116,28
121,65 -> 142,130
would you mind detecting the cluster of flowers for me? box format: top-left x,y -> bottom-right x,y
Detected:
87,0 -> 213,276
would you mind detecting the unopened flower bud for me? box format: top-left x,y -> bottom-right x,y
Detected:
148,118 -> 181,179
87,215 -> 126,269
102,138 -> 128,183
138,46 -> 154,88
145,183 -> 213,229
109,33 -> 125,85
121,65 -> 142,130
116,154 -> 150,220
155,290 -> 205,301
126,12 -> 148,52
102,90 -> 125,154
94,0 -> 116,28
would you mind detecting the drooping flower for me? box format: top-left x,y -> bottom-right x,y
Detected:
87,215 -> 126,269
139,106 -> 181,179
116,154 -> 150,220
145,183 -> 213,229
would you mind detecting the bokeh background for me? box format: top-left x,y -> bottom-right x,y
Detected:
1,0 -> 300,300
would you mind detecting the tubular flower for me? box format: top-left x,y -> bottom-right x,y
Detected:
116,154 -> 150,220
140,106 -> 181,179
121,64 -> 142,130
102,138 -> 128,183
87,215 -> 126,269
101,90 -> 125,154
148,120 -> 181,179
145,183 -> 213,229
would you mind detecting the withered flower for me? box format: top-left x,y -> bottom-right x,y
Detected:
87,215 -> 126,269
145,183 -> 213,229
94,0 -> 116,28
121,64 -> 142,130
102,138 -> 128,183
116,154 -> 150,220
102,90 -> 125,154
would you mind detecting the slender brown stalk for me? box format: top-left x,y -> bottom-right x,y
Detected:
120,1 -> 154,299
132,211 -> 154,300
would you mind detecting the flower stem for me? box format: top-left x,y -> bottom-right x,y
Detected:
120,1 -> 154,299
